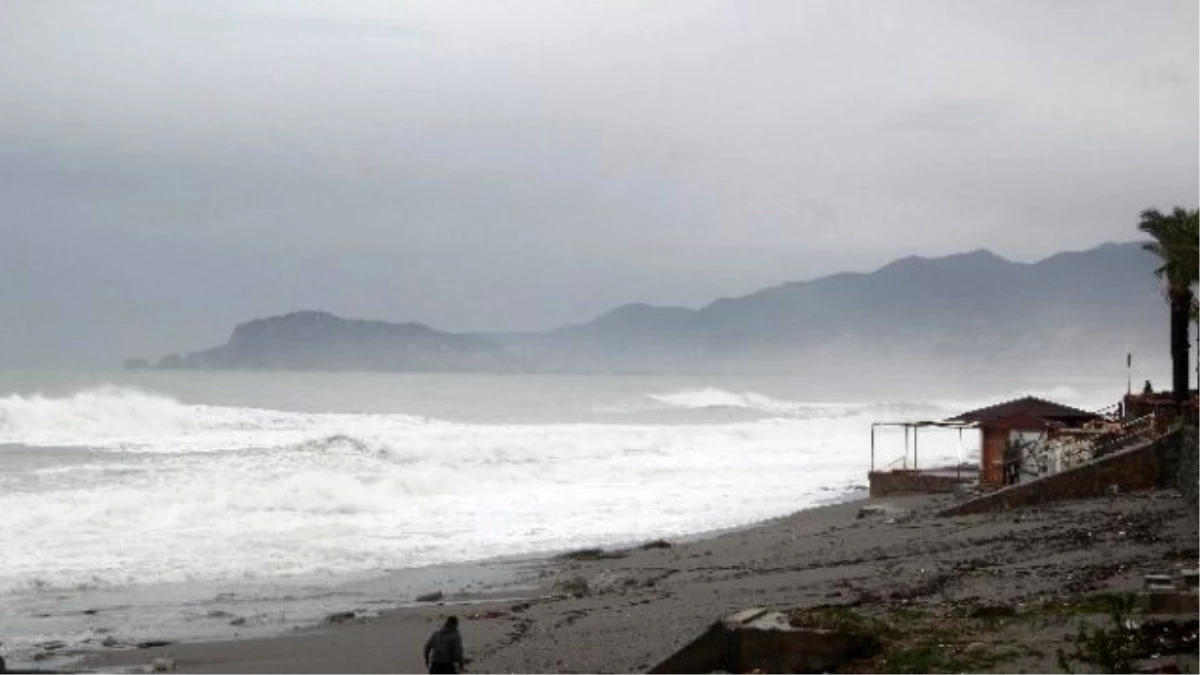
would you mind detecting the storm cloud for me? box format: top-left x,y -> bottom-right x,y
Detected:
1,1 -> 1195,366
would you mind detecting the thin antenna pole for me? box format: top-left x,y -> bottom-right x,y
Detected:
870,424 -> 876,472
1127,351 -> 1132,396
957,427 -> 963,483
914,425 -> 919,470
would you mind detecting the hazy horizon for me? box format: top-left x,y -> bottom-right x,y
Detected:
3,1 -> 1196,367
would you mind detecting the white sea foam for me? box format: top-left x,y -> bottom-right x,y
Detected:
0,384 -> 975,596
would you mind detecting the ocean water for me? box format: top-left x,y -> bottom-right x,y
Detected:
0,370 -> 1120,663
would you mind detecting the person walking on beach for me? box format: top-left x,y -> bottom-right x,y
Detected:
423,616 -> 465,674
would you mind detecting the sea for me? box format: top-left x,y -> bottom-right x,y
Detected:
0,370 -> 1123,666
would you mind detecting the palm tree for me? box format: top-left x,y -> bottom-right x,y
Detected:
1138,207 -> 1199,410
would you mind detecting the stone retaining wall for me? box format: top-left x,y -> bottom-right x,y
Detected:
868,470 -> 969,497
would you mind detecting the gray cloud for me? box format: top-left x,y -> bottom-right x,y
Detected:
1,0 -> 1196,366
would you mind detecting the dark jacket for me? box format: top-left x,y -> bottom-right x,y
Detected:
424,626 -> 464,666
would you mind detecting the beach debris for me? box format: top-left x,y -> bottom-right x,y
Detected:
151,656 -> 176,673
205,609 -> 233,619
102,636 -> 119,647
552,575 -> 590,598
856,503 -> 909,520
416,590 -> 444,603
639,539 -> 673,550
137,640 -> 173,649
468,610 -> 508,620
322,611 -> 357,625
557,547 -> 626,561
589,570 -> 642,595
968,605 -> 1017,619
229,617 -> 246,626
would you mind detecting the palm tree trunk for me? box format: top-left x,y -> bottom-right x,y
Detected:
1170,287 -> 1192,409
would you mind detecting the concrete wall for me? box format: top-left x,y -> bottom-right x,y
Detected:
868,470 -> 968,497
1171,427 -> 1198,512
939,427 -> 1191,517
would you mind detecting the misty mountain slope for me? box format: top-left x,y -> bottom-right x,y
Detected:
512,240 -> 1166,370
152,241 -> 1169,374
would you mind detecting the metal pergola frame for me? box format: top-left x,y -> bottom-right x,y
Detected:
870,419 -> 979,472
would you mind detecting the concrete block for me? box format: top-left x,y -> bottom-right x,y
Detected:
1137,592 -> 1200,614
1180,569 -> 1198,590
650,608 -> 881,674
1144,574 -> 1174,588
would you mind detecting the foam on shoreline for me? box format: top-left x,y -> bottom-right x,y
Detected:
46,487 -> 872,672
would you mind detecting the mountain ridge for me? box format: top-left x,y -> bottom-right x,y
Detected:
142,240 -> 1168,375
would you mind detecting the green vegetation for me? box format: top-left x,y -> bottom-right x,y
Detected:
788,605 -> 896,638
786,594 -> 1191,674
1062,595 -> 1138,674
1036,592 -> 1137,616
789,605 -> 1027,673
884,640 -> 1013,674
1138,206 -> 1199,409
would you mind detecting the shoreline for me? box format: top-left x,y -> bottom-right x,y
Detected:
75,486 -> 1198,673
23,491 -> 869,672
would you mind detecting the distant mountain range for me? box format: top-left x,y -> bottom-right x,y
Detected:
135,241 -> 1171,375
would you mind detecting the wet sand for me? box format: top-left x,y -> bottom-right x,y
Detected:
79,489 -> 1198,673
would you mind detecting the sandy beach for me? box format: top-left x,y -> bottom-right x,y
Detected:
73,486 -> 1198,674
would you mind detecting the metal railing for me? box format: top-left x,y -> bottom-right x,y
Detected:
1087,413 -> 1158,459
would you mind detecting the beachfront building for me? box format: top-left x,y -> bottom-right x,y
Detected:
868,395 -> 1125,496
944,397 -> 1100,487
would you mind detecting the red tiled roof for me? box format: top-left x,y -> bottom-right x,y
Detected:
946,396 -> 1098,424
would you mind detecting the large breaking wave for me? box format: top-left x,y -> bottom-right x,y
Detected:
0,386 -> 425,453
0,383 -> 976,596
648,387 -> 806,413
0,387 -> 213,436
642,386 -> 949,421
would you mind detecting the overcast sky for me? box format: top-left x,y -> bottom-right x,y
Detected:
1,1 -> 1196,366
